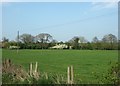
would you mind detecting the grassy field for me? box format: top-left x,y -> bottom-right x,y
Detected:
2,49 -> 118,84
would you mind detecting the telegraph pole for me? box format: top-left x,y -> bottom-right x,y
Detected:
17,31 -> 19,53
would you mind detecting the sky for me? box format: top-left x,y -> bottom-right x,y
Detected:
1,1 -> 118,42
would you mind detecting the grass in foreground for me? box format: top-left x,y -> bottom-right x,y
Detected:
2,49 -> 118,84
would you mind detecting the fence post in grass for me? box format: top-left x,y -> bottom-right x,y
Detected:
45,72 -> 48,79
71,65 -> 73,84
35,62 -> 38,73
32,62 -> 39,80
30,63 -> 33,77
67,66 -> 74,84
67,66 -> 70,84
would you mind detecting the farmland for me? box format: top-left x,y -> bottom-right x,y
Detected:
2,49 -> 118,84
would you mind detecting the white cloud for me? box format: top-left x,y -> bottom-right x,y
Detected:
92,2 -> 117,8
91,1 -> 118,11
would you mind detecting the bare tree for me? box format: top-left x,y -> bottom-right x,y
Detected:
68,36 -> 80,49
51,39 -> 58,43
19,33 -> 34,43
2,37 -> 9,42
102,34 -> 117,43
92,36 -> 99,43
79,36 -> 88,43
102,34 -> 118,49
36,33 -> 53,43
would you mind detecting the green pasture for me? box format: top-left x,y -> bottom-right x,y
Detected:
2,49 -> 118,83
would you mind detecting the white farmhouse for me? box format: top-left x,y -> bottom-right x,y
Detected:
9,46 -> 20,49
50,44 -> 68,49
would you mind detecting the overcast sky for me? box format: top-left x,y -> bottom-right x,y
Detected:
1,1 -> 118,42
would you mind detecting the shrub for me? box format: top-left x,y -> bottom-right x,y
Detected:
94,62 -> 120,85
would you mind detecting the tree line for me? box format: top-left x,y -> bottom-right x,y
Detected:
1,33 -> 119,50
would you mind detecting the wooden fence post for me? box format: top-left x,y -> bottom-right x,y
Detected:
67,66 -> 70,84
71,65 -> 73,84
45,72 -> 48,79
67,66 -> 74,84
30,63 -> 32,77
34,62 -> 38,73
